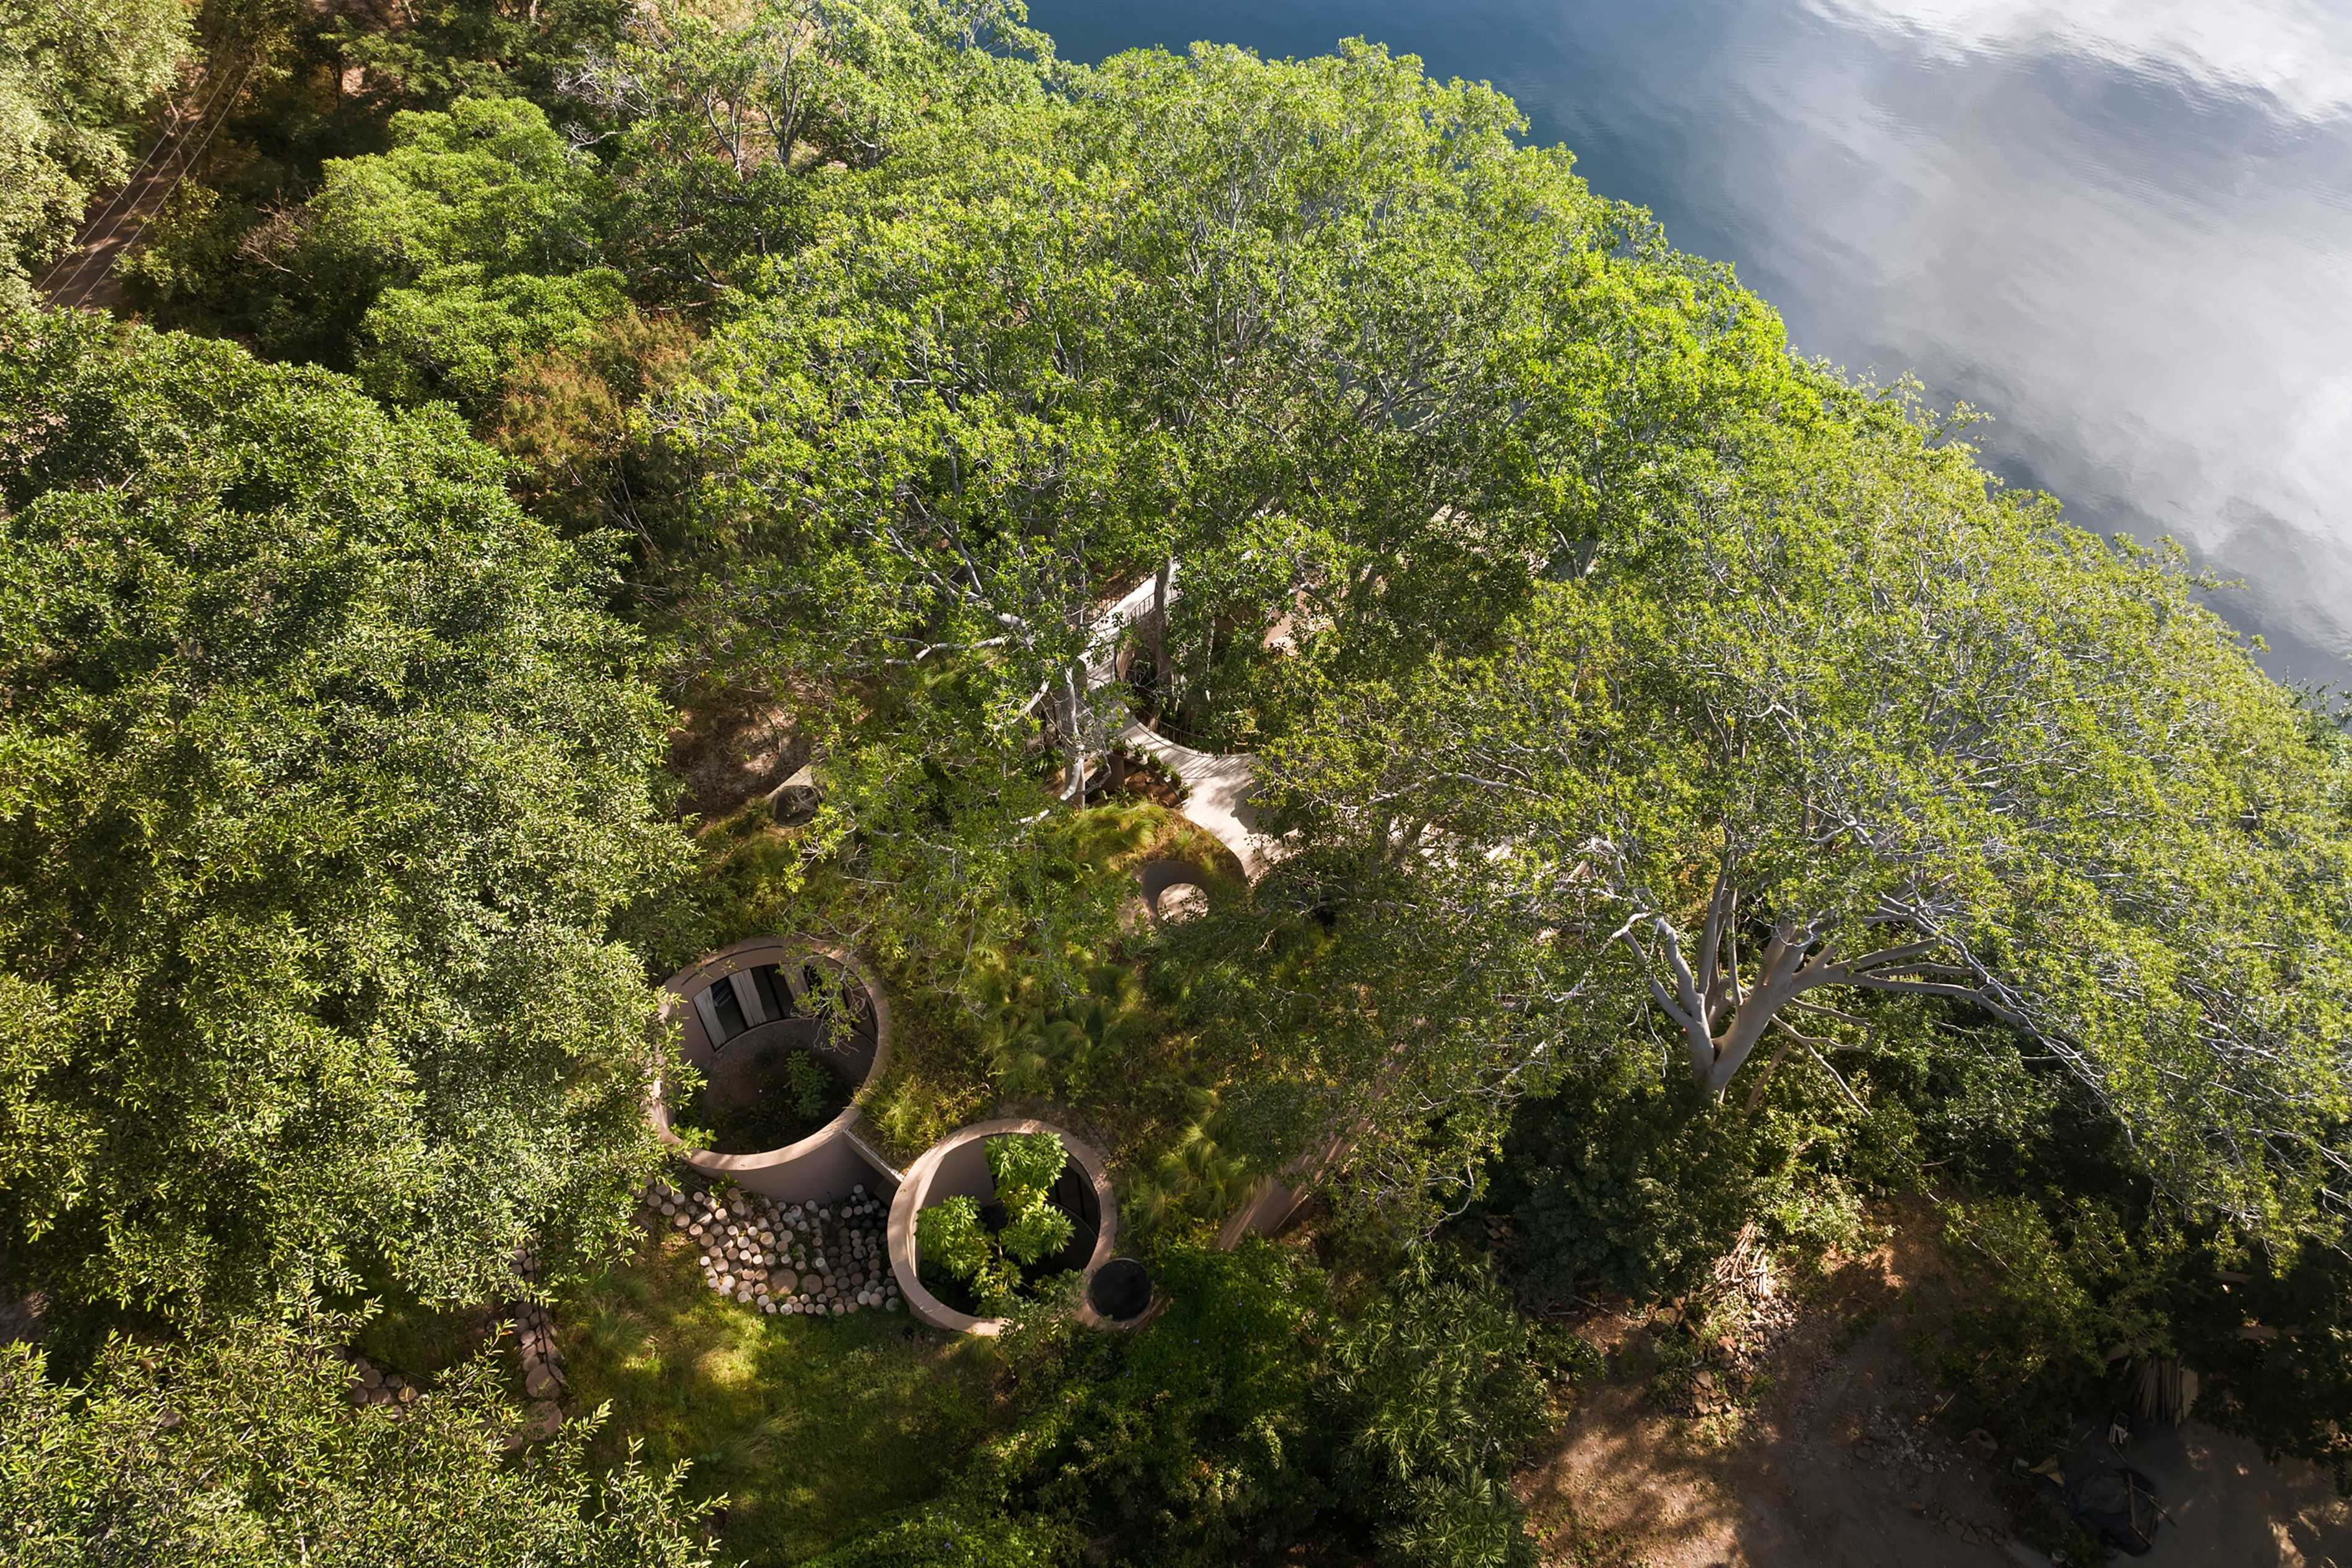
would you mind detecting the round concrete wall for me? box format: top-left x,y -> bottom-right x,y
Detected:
653,938 -> 895,1205
885,1118 -> 1118,1337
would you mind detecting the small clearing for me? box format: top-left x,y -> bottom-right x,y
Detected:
1522,1216 -> 2352,1568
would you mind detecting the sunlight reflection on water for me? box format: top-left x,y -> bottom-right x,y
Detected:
1031,0 -> 2352,686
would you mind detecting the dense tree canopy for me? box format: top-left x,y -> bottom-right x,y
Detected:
1252,387 -> 2352,1239
568,0 -> 1048,293
263,94 -> 624,404
0,1308 -> 713,1567
12,4 -> 2352,1557
658,40 -> 1784,726
0,311 -> 690,1319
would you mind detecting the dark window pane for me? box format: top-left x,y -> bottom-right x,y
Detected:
707,977 -> 748,1043
751,964 -> 787,1020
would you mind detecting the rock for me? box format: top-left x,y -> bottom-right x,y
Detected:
886,1297 -> 902,1311
522,1400 -> 563,1441
525,1366 -> 558,1400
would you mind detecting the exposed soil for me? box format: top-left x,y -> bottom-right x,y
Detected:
667,692 -> 806,823
1105,747 -> 1187,809
700,1041 -> 852,1155
1521,1211 -> 2352,1568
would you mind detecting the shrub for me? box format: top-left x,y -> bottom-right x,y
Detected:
915,1132 -> 1075,1316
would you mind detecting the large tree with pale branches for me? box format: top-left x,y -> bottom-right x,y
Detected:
1257,386 -> 2352,1239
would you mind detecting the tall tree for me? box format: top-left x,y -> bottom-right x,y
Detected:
657,38 -> 1785,742
1259,386 -> 2352,1239
566,0 -> 1047,293
262,93 -> 621,392
0,310 -> 692,1319
0,1308 -> 714,1568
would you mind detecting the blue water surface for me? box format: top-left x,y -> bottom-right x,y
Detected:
1031,0 -> 2352,685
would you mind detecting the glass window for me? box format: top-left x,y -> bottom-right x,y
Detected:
751,964 -> 787,1020
706,976 -> 748,1042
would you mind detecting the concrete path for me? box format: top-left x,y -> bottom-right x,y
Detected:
1115,720 -> 1278,878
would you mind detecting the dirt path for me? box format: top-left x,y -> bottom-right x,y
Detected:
37,59 -> 245,313
1521,1217 -> 2352,1568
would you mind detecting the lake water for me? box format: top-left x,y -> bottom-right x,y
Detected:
1029,0 -> 2352,687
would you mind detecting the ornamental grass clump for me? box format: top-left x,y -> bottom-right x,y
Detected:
917,1132 -> 1076,1316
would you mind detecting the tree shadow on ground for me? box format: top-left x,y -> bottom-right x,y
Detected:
558,1230 -> 998,1564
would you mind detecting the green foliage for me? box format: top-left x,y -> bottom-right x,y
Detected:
267,94 -> 613,372
1493,1070 -> 1860,1302
0,310 -> 690,1320
557,1231 -> 1000,1562
803,1499 -> 1077,1568
1328,1256 -> 1568,1568
356,263 -> 629,415
0,0 -> 186,297
916,1133 -> 1073,1313
988,1132 -> 1070,1219
870,1242 -> 1580,1567
1256,384 -> 2352,1242
989,962 -> 1148,1100
327,0 -> 629,110
0,1308 -> 714,1567
992,1134 -> 1075,1265
1123,1086 -> 1253,1238
974,1241 -> 1328,1561
570,0 -> 1047,293
915,1195 -> 1003,1306
785,1048 -> 834,1122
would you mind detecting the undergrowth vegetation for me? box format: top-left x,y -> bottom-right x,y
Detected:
5,0 -> 2349,1564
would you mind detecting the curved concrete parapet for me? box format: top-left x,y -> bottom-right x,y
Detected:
653,938 -> 896,1205
1136,858 -> 1214,926
886,1118 -> 1118,1337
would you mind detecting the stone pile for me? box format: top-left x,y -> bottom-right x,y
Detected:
515,1299 -> 566,1402
642,1176 -> 901,1317
343,1350 -> 418,1408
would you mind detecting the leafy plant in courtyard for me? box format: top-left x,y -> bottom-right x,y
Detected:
915,1131 -> 1074,1316
787,1049 -> 836,1122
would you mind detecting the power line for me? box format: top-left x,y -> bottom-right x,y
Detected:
38,54 -> 240,299
60,57 -> 254,313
